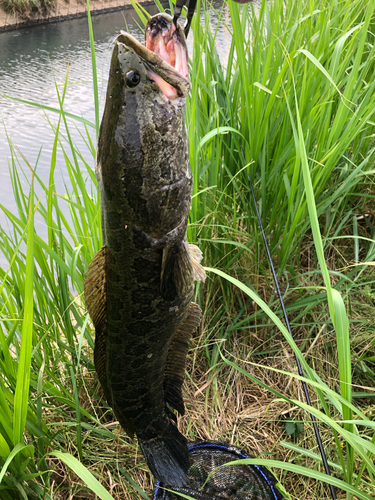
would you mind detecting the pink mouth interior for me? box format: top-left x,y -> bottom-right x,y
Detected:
145,22 -> 189,100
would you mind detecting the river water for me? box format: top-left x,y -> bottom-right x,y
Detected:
0,0 -> 233,266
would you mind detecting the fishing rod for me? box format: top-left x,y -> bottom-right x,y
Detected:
240,141 -> 337,500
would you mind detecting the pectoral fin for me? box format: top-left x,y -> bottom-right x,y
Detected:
189,244 -> 206,282
84,247 -> 112,406
164,302 -> 202,415
161,241 -> 193,301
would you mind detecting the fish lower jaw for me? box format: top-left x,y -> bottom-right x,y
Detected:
146,67 -> 179,100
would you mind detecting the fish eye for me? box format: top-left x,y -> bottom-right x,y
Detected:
125,70 -> 141,87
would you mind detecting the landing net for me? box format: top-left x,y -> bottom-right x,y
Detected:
153,440 -> 284,500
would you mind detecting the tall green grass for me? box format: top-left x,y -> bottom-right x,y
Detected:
188,0 -> 375,271
0,0 -> 374,498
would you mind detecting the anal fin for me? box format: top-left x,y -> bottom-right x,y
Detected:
164,302 -> 202,415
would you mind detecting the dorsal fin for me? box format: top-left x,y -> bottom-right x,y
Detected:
189,244 -> 206,282
164,302 -> 202,415
84,247 -> 135,437
84,248 -> 112,404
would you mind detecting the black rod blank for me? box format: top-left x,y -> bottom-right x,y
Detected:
240,141 -> 337,500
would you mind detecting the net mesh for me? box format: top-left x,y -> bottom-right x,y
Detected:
153,440 -> 284,500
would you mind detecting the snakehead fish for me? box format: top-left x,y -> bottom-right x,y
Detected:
84,14 -> 205,487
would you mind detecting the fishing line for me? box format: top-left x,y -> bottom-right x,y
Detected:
172,0 -> 197,37
240,141 -> 337,500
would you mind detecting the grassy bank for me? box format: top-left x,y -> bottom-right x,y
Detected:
0,0 -> 56,16
0,0 -> 375,499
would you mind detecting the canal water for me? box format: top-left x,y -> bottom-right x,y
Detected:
0,0 -> 233,266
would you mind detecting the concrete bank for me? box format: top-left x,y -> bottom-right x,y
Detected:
0,0 -> 153,32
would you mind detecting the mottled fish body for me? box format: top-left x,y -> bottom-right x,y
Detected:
84,14 -> 205,487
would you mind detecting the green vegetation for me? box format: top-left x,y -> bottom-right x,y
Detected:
0,0 -> 57,17
1,0 -> 375,499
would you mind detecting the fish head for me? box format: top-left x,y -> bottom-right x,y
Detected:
117,13 -> 190,103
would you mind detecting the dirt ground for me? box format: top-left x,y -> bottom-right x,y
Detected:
0,0 -> 151,31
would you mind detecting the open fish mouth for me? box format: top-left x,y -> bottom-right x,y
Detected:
118,13 -> 190,100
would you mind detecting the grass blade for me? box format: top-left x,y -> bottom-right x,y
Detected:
49,451 -> 115,500
86,0 -> 100,139
12,171 -> 36,449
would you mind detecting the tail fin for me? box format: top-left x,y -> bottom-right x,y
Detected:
139,423 -> 189,487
